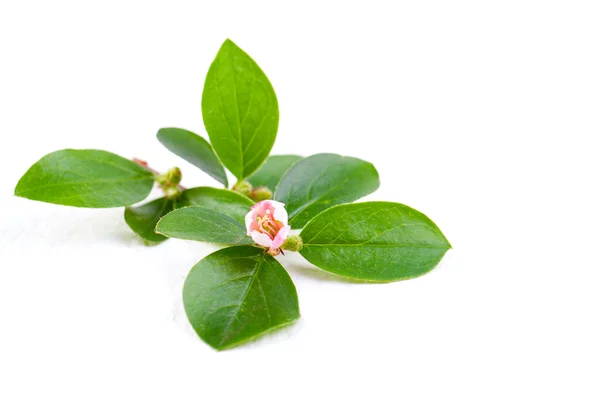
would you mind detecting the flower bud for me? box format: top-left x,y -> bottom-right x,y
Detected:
281,235 -> 303,252
156,167 -> 183,199
233,180 -> 253,197
165,167 -> 182,185
251,186 -> 273,201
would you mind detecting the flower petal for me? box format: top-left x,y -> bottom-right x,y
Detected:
267,200 -> 286,208
256,200 -> 272,214
251,231 -> 273,248
271,224 -> 291,249
272,202 -> 288,226
245,209 -> 255,235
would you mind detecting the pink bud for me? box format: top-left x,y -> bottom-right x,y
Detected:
245,200 -> 291,254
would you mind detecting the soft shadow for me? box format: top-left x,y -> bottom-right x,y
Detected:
284,262 -> 383,284
5,204 -> 140,247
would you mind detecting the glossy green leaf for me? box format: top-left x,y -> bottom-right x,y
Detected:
183,246 -> 300,350
157,128 -> 228,186
14,149 -> 155,208
274,153 -> 380,228
299,202 -> 451,282
155,207 -> 252,245
124,197 -> 175,244
247,155 -> 302,192
202,39 -> 279,179
179,187 -> 254,224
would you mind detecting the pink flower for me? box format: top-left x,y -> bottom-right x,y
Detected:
245,200 -> 291,254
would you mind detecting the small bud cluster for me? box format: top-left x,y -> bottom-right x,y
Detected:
234,180 -> 273,201
156,167 -> 183,199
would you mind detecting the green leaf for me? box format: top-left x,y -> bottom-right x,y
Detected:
299,202 -> 451,282
124,197 -> 175,244
179,187 -> 254,224
202,39 -> 279,179
183,246 -> 300,350
157,128 -> 228,187
274,153 -> 380,228
247,155 -> 302,192
155,206 -> 252,245
14,149 -> 155,208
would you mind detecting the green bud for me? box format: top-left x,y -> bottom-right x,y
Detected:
251,186 -> 273,201
281,235 -> 303,252
165,167 -> 182,185
233,180 -> 253,197
155,167 -> 181,187
156,167 -> 183,199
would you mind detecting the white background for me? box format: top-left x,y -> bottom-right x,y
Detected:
1,1 -> 599,399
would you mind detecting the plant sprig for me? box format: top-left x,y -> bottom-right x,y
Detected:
14,39 -> 451,350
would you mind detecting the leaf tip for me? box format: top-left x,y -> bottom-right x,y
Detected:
220,38 -> 240,53
366,160 -> 381,187
13,170 -> 29,198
